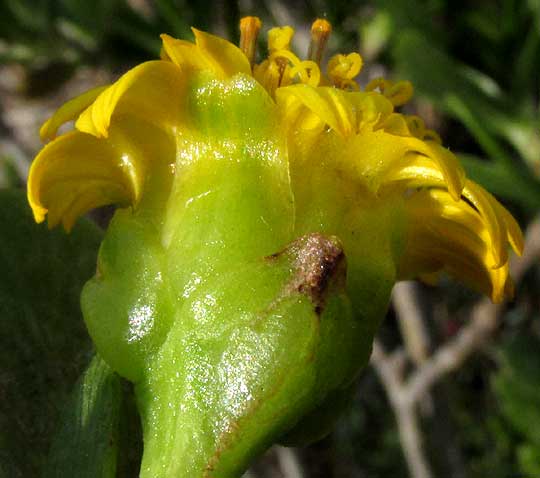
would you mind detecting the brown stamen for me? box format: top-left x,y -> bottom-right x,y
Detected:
308,18 -> 332,65
239,16 -> 262,66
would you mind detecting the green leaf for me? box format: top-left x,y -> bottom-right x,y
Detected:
393,30 -> 514,163
0,188 -> 102,475
493,333 -> 540,476
45,355 -> 122,478
375,0 -> 443,40
393,28 -> 540,200
493,335 -> 540,444
360,10 -> 392,61
0,154 -> 22,188
517,444 -> 540,476
46,354 -> 143,478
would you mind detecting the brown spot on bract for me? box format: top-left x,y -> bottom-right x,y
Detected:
270,233 -> 346,316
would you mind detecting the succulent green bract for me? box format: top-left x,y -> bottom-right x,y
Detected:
81,74 -> 386,476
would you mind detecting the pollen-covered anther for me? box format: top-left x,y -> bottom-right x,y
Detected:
239,16 -> 262,66
268,26 -> 294,52
308,19 -> 332,65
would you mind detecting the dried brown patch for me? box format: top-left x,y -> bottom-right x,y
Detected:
268,233 -> 346,316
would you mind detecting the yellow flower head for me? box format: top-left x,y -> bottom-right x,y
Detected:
28,17 -> 523,303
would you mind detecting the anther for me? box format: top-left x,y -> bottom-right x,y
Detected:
268,26 -> 294,52
239,16 -> 262,66
308,19 -> 332,65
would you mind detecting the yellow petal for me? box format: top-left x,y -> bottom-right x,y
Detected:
162,29 -> 251,78
276,85 -> 355,137
160,34 -> 216,72
76,60 -> 185,138
401,138 -> 465,200
349,92 -> 394,131
403,238 -> 510,303
380,156 -> 511,268
45,179 -> 128,232
400,189 -> 511,303
482,189 -> 524,256
460,180 -> 506,268
40,85 -> 108,142
378,153 -> 445,190
337,128 -> 464,200
380,113 -> 411,137
193,28 -> 251,77
28,128 -> 143,231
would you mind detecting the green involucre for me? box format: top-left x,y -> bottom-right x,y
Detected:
82,74 -> 400,477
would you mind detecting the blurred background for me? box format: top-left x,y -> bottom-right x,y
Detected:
1,1 -> 539,477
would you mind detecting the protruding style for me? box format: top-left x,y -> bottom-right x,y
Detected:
239,16 -> 262,66
308,18 -> 332,65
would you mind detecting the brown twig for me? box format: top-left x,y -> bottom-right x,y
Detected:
371,342 -> 432,478
392,281 -> 431,366
371,216 -> 540,478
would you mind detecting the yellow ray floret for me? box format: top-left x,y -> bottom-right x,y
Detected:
161,28 -> 251,78
277,85 -> 355,137
277,87 -> 465,200
76,61 -> 187,138
29,130 -> 137,231
399,188 -> 522,302
40,85 -> 108,141
27,117 -> 176,231
380,157 -> 513,267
